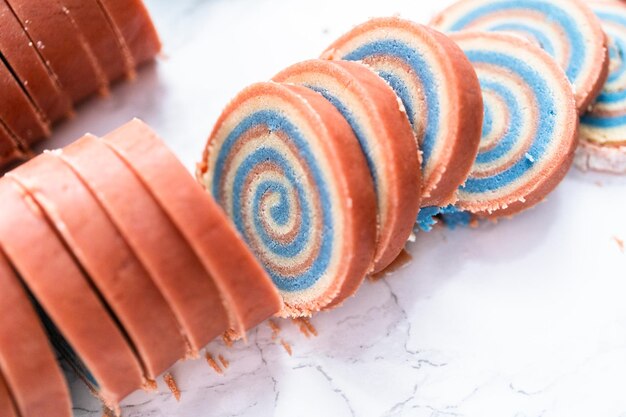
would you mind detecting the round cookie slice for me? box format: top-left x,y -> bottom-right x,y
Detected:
0,178 -> 144,408
8,153 -> 187,379
449,32 -> 578,218
273,59 -> 421,274
0,246 -> 71,417
321,17 -> 483,208
431,0 -> 609,114
198,82 -> 377,316
577,1 -> 626,174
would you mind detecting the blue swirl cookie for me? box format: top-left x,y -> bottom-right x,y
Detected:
448,32 -> 578,218
273,59 -> 420,273
198,82 -> 377,316
431,0 -> 609,113
322,17 -> 483,208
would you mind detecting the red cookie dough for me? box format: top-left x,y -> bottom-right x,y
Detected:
8,153 -> 186,379
6,0 -> 106,102
58,135 -> 229,353
103,119 -> 282,336
98,0 -> 161,68
0,58 -> 49,146
0,179 -> 144,407
0,237 -> 71,417
0,372 -> 18,417
62,0 -> 129,83
0,0 -> 72,123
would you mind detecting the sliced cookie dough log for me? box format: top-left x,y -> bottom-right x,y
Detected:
0,179 -> 144,407
0,0 -> 72,123
199,83 -> 377,316
98,0 -> 161,69
6,0 -> 106,103
62,0 -> 129,83
273,59 -> 420,274
0,245 -> 71,417
431,0 -> 609,114
58,135 -> 229,354
0,58 -> 49,147
7,154 -> 187,379
0,372 -> 18,417
322,17 -> 483,209
577,1 -> 626,174
104,119 -> 282,335
447,32 -> 577,219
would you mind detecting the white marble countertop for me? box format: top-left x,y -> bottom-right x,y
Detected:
54,0 -> 626,416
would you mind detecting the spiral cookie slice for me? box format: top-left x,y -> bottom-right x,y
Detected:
576,1 -> 626,174
449,32 -> 577,218
322,17 -> 483,207
273,60 -> 420,274
199,83 -> 377,316
431,0 -> 609,113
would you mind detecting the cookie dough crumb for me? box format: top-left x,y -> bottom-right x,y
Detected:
163,373 -> 181,402
205,352 -> 223,374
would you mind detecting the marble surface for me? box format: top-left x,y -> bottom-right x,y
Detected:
52,0 -> 626,416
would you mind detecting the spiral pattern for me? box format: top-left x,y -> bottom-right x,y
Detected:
199,83 -> 377,313
272,59 -> 420,273
321,17 -> 482,207
580,2 -> 626,146
450,32 -> 577,216
431,0 -> 608,111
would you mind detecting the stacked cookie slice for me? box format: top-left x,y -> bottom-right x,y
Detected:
0,0 -> 161,167
0,119 -> 282,415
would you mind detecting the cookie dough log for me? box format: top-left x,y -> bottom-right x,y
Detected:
273,60 -> 421,274
0,372 -> 18,417
98,0 -> 161,69
431,0 -> 609,114
449,32 -> 578,219
0,246 -> 71,417
198,83 -> 377,316
7,154 -> 187,380
0,179 -> 144,408
0,58 -> 49,147
321,17 -> 483,208
58,135 -> 229,354
577,0 -> 626,174
104,119 -> 282,336
0,0 -> 72,123
61,0 -> 130,83
6,0 -> 107,103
